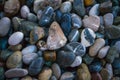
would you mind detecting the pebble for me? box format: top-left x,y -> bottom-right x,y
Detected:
55,10 -> 62,23
21,45 -> 37,55
105,25 -> 120,39
0,17 -> 11,37
68,29 -> 80,42
5,68 -> 28,78
50,76 -> 57,80
38,67 -> 52,80
37,40 -> 48,51
43,50 -> 56,61
99,1 -> 112,15
91,72 -> 102,80
71,13 -> 82,29
81,28 -> 96,47
105,64 -> 113,80
47,21 -> 67,50
77,63 -> 91,80
23,53 -> 38,65
83,15 -> 100,32
103,13 -> 114,27
8,32 -> 24,46
30,27 -> 45,44
73,0 -> 86,17
0,67 -> 4,80
112,58 -> 120,69
98,46 -> 110,59
100,68 -> 110,80
89,4 -> 100,16
20,76 -> 32,80
113,16 -> 120,25
89,38 -> 105,57
60,72 -> 74,80
20,5 -> 30,19
27,13 -> 37,22
60,1 -> 72,13
70,56 -> 82,67
83,54 -> 94,65
99,16 -> 104,25
39,6 -> 54,27
112,6 -> 120,18
0,49 -> 13,61
4,0 -> 20,16
57,50 -> 75,67
105,46 -> 118,63
37,10 -> 42,20
52,63 -> 61,79
84,0 -> 95,6
28,57 -> 44,76
65,42 -> 86,56
6,51 -> 22,68
114,41 -> 120,53
60,13 -> 72,36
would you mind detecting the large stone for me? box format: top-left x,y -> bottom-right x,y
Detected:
6,51 -> 22,68
0,17 -> 11,37
77,63 -> 91,80
83,15 -> 100,32
47,21 -> 67,50
5,68 -> 28,78
89,38 -> 105,57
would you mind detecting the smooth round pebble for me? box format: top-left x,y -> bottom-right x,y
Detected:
8,32 -> 24,45
60,72 -> 74,80
5,68 -> 28,78
70,56 -> 82,67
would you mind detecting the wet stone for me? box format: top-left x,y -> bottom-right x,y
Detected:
28,57 -> 44,76
73,0 -> 86,17
39,6 -> 54,27
5,68 -> 28,78
71,13 -> 82,29
81,28 -> 96,47
89,4 -> 100,16
60,72 -> 74,80
68,29 -> 80,42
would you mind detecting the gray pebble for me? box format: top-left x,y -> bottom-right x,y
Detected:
21,5 -> 30,19
89,4 -> 100,16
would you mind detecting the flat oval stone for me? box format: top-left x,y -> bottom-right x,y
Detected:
65,42 -> 86,56
73,0 -> 86,17
43,50 -> 56,61
68,29 -> 80,42
0,49 -> 13,61
39,6 -> 54,27
20,5 -> 30,19
28,57 -> 44,76
81,28 -> 96,47
60,72 -> 74,80
103,13 -> 113,27
89,4 -> 100,16
71,13 -> 82,29
5,68 -> 28,78
105,25 -> 120,39
4,0 -> 20,16
27,13 -> 37,22
91,72 -> 102,80
60,13 -> 72,36
77,63 -> 91,80
84,0 -> 95,6
70,56 -> 82,67
60,1 -> 72,13
23,53 -> 38,65
30,27 -> 45,44
0,17 -> 11,37
52,63 -> 61,79
38,67 -> 52,80
6,51 -> 22,68
57,50 -> 75,67
47,21 -> 67,50
8,32 -> 24,46
22,45 -> 37,55
98,46 -> 110,59
89,38 -> 105,57
112,58 -> 120,69
0,67 -> 4,80
83,15 -> 100,32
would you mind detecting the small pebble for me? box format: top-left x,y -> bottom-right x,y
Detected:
20,76 -> 32,80
114,41 -> 120,53
60,72 -> 74,80
8,44 -> 22,51
70,56 -> 82,67
5,68 -> 28,78
83,54 -> 94,65
100,68 -> 110,80
84,0 -> 95,6
8,32 -> 24,46
37,10 -> 42,20
50,76 -> 57,80
83,15 -> 100,32
91,72 -> 102,80
89,38 -> 105,57
27,13 -> 37,22
89,4 -> 100,16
